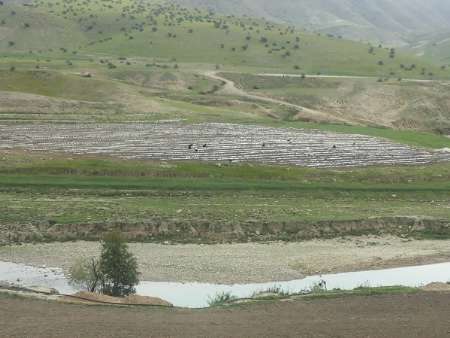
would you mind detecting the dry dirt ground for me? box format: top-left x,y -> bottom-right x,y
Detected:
1,236 -> 450,283
1,291 -> 449,338
231,73 -> 450,132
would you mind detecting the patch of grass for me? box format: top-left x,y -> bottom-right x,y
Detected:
0,153 -> 449,242
230,286 -> 420,307
277,121 -> 450,149
2,153 -> 450,185
0,291 -> 28,300
207,292 -> 237,307
0,70 -> 121,101
2,172 -> 450,193
303,286 -> 419,300
251,286 -> 291,299
0,154 -> 449,226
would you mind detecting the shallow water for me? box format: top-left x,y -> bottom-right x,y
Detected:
1,261 -> 449,308
0,261 -> 74,294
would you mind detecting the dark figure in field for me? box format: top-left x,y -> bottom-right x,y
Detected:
188,144 -> 194,149
203,144 -> 207,148
333,145 -> 337,149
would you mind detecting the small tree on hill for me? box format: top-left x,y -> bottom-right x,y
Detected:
99,231 -> 139,297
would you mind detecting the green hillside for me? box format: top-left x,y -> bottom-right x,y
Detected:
406,30 -> 450,64
0,0 -> 448,77
1,0 -> 450,146
174,0 -> 450,47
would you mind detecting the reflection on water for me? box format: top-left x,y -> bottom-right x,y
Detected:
1,261 -> 449,308
0,261 -> 74,294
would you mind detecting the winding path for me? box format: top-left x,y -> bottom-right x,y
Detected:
257,72 -> 450,84
204,71 -> 348,123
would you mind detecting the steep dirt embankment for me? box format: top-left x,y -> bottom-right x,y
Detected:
1,216 -> 449,244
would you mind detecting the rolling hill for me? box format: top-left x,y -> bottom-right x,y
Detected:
173,0 -> 450,47
0,0 -> 448,77
1,0 -> 450,140
406,29 -> 450,63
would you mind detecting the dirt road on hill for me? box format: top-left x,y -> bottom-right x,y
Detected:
205,71 -> 346,123
257,72 -> 450,84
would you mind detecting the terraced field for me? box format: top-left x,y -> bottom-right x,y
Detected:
1,123 -> 449,168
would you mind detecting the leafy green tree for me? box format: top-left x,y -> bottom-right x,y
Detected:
100,231 -> 139,297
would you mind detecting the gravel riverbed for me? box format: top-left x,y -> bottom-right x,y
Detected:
1,236 -> 450,284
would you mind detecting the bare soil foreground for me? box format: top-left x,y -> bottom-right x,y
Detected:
1,123 -> 449,168
2,237 -> 450,283
1,292 -> 449,338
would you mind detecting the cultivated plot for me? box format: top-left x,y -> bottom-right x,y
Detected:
1,123 -> 449,168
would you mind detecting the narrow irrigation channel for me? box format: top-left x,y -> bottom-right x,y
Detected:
1,261 -> 449,308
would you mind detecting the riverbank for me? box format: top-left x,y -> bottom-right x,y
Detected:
1,236 -> 449,283
1,291 -> 449,338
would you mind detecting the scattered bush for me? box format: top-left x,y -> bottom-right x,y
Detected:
207,292 -> 237,306
69,231 -> 139,298
99,231 -> 140,297
69,258 -> 102,292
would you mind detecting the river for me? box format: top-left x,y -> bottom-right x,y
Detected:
1,261 -> 449,308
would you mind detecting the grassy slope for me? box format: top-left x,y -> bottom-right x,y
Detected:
0,1 -> 449,149
0,3 -> 85,51
220,72 -> 450,146
0,69 -> 122,101
422,41 -> 450,64
175,0 -> 450,47
0,1 -> 448,77
405,30 -> 450,64
1,66 -> 449,149
0,152 -> 449,242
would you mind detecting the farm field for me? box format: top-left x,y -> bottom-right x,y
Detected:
1,1 -> 450,336
1,123 -> 449,167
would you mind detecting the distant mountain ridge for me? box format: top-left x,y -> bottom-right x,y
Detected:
172,0 -> 450,45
